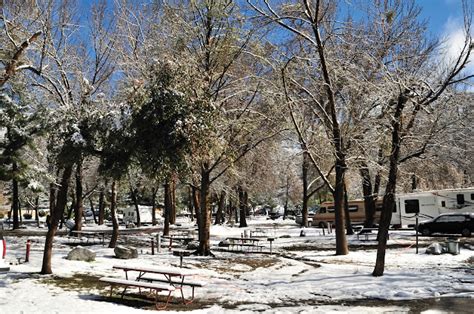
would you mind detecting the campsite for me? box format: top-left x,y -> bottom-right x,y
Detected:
1,215 -> 473,313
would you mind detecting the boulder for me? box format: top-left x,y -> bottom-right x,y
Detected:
187,241 -> 200,250
217,240 -> 229,248
114,245 -> 138,259
425,242 -> 444,255
66,246 -> 96,262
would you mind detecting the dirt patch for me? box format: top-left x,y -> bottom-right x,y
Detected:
195,256 -> 280,274
40,273 -> 104,293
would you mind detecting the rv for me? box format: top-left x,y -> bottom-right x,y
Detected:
311,198 -> 388,228
122,205 -> 161,225
395,187 -> 474,227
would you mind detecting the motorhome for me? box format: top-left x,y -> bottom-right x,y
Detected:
122,205 -> 161,225
395,187 -> 474,227
311,198 -> 387,228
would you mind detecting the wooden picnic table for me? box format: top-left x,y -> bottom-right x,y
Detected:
69,230 -> 105,245
225,237 -> 263,252
110,264 -> 203,308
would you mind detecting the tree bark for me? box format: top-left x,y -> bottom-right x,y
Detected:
360,164 -> 377,228
98,187 -> 105,225
238,186 -> 247,228
197,163 -> 211,255
215,190 -> 225,225
170,174 -> 177,224
192,185 -> 201,229
163,182 -> 171,236
74,162 -> 83,231
333,158 -> 348,255
108,181 -> 119,248
12,162 -> 20,230
151,186 -> 158,226
89,197 -> 97,224
344,183 -> 354,235
188,186 -> 194,221
130,187 -> 141,227
41,165 -> 73,274
302,151 -> 309,227
35,196 -> 40,227
373,93 -> 408,276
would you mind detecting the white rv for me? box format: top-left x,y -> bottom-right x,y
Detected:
394,187 -> 474,227
122,205 -> 161,225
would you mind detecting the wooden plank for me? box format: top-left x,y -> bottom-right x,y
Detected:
99,277 -> 175,291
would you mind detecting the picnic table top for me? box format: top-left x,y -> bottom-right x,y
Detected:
226,237 -> 261,242
70,230 -> 105,235
113,264 -> 198,276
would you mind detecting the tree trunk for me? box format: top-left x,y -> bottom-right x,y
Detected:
215,190 -> 225,225
74,162 -> 83,231
170,174 -> 176,224
333,158 -> 349,255
283,177 -> 289,220
238,186 -> 247,228
163,182 -> 171,236
360,164 -> 377,228
108,181 -> 119,248
192,185 -> 201,229
411,173 -> 417,192
344,184 -> 354,235
35,196 -> 40,227
41,165 -> 73,274
228,198 -> 234,225
12,162 -> 20,230
373,93 -> 407,276
188,186 -> 194,222
130,187 -> 141,227
151,186 -> 158,226
98,187 -> 105,225
302,151 -> 309,227
90,197 -> 97,224
197,163 -> 211,255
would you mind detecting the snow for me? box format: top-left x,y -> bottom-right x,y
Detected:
0,217 -> 472,313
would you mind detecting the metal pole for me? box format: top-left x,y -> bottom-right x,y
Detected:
416,214 -> 419,254
157,234 -> 161,253
25,239 -> 31,262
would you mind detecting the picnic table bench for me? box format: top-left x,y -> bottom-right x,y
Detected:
225,237 -> 264,252
68,230 -> 105,245
99,277 -> 175,309
355,227 -> 387,241
102,265 -> 203,309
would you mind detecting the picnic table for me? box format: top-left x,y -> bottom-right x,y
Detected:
100,265 -> 204,309
69,230 -> 105,245
225,237 -> 264,252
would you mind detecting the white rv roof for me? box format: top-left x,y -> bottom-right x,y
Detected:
398,187 -> 474,198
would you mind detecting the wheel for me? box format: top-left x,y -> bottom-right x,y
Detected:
461,228 -> 471,237
421,228 -> 431,236
318,221 -> 327,228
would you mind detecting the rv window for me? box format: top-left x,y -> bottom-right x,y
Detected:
471,193 -> 474,201
404,199 -> 420,214
327,207 -> 335,213
457,194 -> 465,205
441,201 -> 446,207
319,207 -> 327,214
348,205 -> 358,212
376,205 -> 383,212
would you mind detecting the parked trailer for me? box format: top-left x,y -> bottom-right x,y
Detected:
395,187 -> 474,227
310,198 -> 398,228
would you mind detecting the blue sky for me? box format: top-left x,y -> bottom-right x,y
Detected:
416,0 -> 465,36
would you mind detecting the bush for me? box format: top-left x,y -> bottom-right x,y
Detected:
23,213 -> 33,219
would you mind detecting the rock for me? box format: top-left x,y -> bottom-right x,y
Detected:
114,245 -> 138,259
217,240 -> 229,248
300,230 -> 306,237
425,242 -> 443,255
187,241 -> 199,250
66,246 -> 96,262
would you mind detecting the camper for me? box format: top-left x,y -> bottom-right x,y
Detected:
122,205 -> 160,225
395,187 -> 474,228
311,198 -> 388,228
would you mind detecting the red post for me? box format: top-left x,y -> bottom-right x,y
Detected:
25,239 -> 31,263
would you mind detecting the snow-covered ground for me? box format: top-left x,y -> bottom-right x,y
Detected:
0,217 -> 473,313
